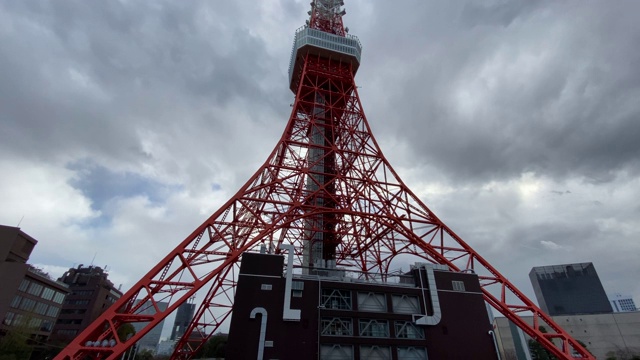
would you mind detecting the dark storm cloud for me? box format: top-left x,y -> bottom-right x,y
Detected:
0,0 -> 288,173
355,1 -> 640,185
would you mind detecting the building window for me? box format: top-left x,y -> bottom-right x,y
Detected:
292,281 -> 304,297
12,313 -> 25,326
321,318 -> 353,336
28,283 -> 44,296
53,292 -> 65,304
397,347 -> 428,360
61,309 -> 87,315
66,299 -> 90,305
73,290 -> 94,296
28,318 -> 42,329
40,320 -> 53,332
41,287 -> 55,301
322,289 -> 352,310
18,279 -> 30,292
392,295 -> 421,314
452,281 -> 465,292
292,281 -> 304,290
3,312 -> 15,326
34,302 -> 48,315
395,321 -> 425,339
261,284 -> 272,291
10,295 -> 22,309
320,344 -> 353,360
56,329 -> 78,337
360,346 -> 391,360
357,292 -> 387,312
359,319 -> 389,338
19,298 -> 37,312
46,306 -> 60,318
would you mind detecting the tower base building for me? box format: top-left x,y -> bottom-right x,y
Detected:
226,252 -> 499,360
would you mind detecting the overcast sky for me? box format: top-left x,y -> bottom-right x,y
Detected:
1,0 -> 639,330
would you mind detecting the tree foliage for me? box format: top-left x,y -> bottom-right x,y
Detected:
528,327 -> 595,360
605,351 -> 640,360
528,326 -> 557,360
198,333 -> 227,358
134,349 -> 154,360
117,323 -> 136,342
0,326 -> 33,360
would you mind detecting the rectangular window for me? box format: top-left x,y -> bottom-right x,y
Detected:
34,302 -> 48,315
321,318 -> 353,336
66,299 -> 90,305
392,295 -> 421,314
3,312 -> 15,326
28,318 -> 42,329
41,287 -> 55,301
261,284 -> 272,291
40,320 -> 53,332
357,292 -> 387,312
397,347 -> 428,360
360,346 -> 391,360
28,283 -> 44,296
18,279 -> 30,292
46,306 -> 60,318
19,298 -> 37,311
322,289 -> 352,310
359,319 -> 389,337
73,290 -> 94,296
56,329 -> 78,337
395,321 -> 425,339
53,292 -> 65,304
452,281 -> 465,292
10,295 -> 22,309
320,344 -> 353,360
291,281 -> 304,290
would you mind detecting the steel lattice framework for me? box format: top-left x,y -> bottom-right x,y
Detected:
55,2 -> 594,360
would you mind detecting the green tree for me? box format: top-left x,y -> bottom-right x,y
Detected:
117,323 -> 136,342
528,326 -> 557,360
135,349 -> 154,360
576,340 -> 593,356
39,339 -> 69,360
198,333 -> 227,358
0,325 -> 33,360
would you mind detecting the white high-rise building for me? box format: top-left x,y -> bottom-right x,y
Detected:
156,339 -> 176,356
609,293 -> 637,312
131,300 -> 169,354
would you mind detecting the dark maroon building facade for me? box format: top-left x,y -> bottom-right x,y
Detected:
50,265 -> 122,342
226,252 -> 499,359
0,225 -> 70,358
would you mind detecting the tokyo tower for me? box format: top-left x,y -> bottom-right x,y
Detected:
55,1 -> 593,359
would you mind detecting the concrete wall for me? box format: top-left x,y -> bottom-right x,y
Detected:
494,312 -> 640,359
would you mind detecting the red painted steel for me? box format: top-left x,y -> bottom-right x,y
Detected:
55,3 -> 594,360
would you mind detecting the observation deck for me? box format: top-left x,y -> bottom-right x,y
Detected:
288,26 -> 362,92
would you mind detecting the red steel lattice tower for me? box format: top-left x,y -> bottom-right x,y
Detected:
55,2 -> 594,359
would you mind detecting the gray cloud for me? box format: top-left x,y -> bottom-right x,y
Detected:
0,0 -> 639,322
356,1 -> 640,185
